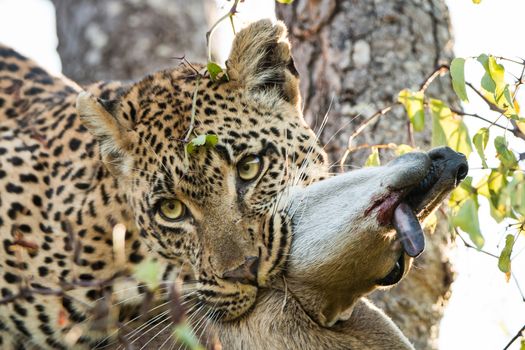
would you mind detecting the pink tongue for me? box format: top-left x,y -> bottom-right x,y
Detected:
392,202 -> 425,258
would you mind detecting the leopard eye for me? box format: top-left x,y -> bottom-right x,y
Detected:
237,155 -> 262,181
159,199 -> 186,221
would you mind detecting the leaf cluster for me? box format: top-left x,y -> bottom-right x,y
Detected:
363,54 -> 525,282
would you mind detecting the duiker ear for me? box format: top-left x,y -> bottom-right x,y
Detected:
76,91 -> 133,176
226,19 -> 300,107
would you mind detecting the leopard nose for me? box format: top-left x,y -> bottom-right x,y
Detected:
222,256 -> 259,286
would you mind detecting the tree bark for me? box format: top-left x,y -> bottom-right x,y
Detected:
51,0 -> 209,84
277,1 -> 456,349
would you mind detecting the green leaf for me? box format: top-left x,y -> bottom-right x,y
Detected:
498,234 -> 514,275
276,0 -> 294,3
520,338 -> 525,350
133,259 -> 162,290
510,172 -> 525,216
450,58 -> 469,102
449,176 -> 474,210
398,89 -> 425,132
502,85 -> 514,109
472,128 -> 489,168
477,54 -> 496,93
477,170 -> 510,222
173,323 -> 205,350
494,136 -> 517,169
207,62 -> 229,82
451,197 -> 485,248
364,147 -> 380,167
431,106 -> 447,148
488,56 -> 505,94
204,134 -> 218,147
429,99 -> 472,157
186,134 -> 219,154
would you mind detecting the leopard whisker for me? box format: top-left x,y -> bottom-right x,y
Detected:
129,310 -> 171,342
290,96 -> 333,188
95,290 -> 199,349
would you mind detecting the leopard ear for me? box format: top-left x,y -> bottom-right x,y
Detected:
226,19 -> 301,107
76,91 -> 134,176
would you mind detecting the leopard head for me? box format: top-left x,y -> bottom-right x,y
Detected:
76,20 -> 328,320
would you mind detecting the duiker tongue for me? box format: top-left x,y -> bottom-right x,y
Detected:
392,202 -> 425,257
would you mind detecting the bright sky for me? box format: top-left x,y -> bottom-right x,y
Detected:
0,0 -> 523,349
440,1 -> 525,349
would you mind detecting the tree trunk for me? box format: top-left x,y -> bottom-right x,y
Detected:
277,1 -> 456,349
51,0 -> 209,84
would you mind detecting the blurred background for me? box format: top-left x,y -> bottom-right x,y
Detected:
0,0 -> 523,348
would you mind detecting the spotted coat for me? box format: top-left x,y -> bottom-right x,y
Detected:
0,20 -> 328,349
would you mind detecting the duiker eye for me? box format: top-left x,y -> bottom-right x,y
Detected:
237,155 -> 262,181
158,199 -> 186,221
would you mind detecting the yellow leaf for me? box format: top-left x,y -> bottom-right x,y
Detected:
449,177 -> 474,210
477,170 -> 510,223
364,147 -> 380,167
394,144 -> 414,156
488,56 -> 505,95
398,89 -> 425,132
429,99 -> 472,157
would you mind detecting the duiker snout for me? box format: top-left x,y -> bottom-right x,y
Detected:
284,147 -> 468,327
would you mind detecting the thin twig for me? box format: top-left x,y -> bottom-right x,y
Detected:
495,56 -> 525,66
341,143 -> 397,154
466,82 -> 507,114
455,232 -> 499,259
502,324 -> 525,350
449,108 -> 510,132
407,120 -> 415,147
205,0 -> 241,62
419,64 -> 450,93
339,105 -> 395,169
184,75 -> 202,142
511,273 -> 525,303
172,55 -> 201,76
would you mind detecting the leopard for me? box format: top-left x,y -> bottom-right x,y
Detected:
0,19 -> 468,349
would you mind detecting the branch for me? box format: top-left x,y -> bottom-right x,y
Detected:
463,82 -> 525,142
502,324 -> 525,350
454,230 -> 499,259
510,119 -> 525,141
465,82 -> 507,114
419,64 -> 449,93
448,108 -> 510,132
